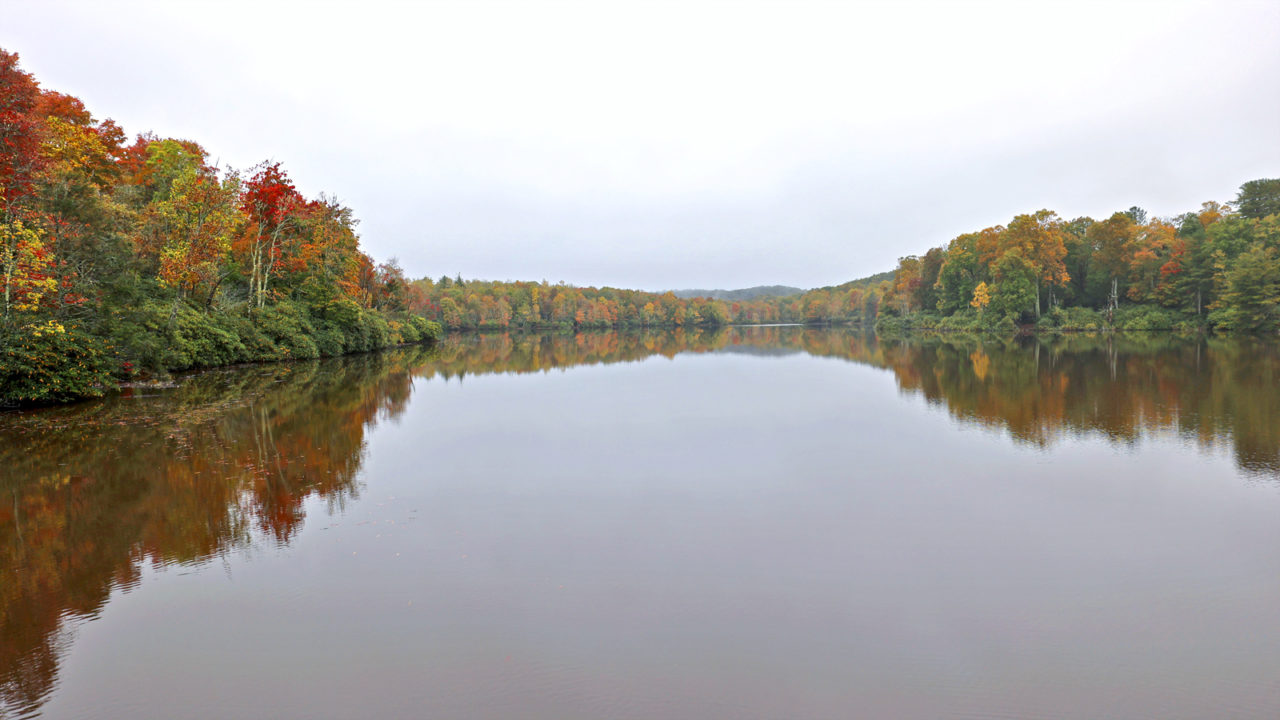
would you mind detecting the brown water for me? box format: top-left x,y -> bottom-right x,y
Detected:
2,327 -> 1278,719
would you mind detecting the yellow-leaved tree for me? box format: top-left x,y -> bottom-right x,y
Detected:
970,281 -> 991,312
1,218 -> 57,321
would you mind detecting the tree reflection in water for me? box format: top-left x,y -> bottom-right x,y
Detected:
422,327 -> 1278,476
1,328 -> 1276,717
0,349 -> 426,717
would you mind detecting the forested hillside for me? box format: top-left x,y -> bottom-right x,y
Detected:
406,278 -> 826,329
403,181 -> 1280,335
784,185 -> 1280,333
407,278 -> 737,330
671,285 -> 803,301
0,50 -> 439,404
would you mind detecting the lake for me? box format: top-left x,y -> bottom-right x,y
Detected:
2,327 -> 1278,719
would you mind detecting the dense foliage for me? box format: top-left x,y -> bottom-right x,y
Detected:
0,50 -> 439,404
407,277 -> 749,330
785,188 -> 1280,334
408,276 -> 887,330
408,184 -> 1279,336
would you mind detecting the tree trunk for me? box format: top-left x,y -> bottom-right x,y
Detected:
248,228 -> 263,311
205,272 -> 226,309
165,295 -> 182,331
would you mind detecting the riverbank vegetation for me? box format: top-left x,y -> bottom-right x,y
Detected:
405,275 -> 884,330
789,181 -> 1280,334
4,46 -> 1276,405
406,277 -> 737,331
411,177 -> 1279,338
0,50 -> 440,404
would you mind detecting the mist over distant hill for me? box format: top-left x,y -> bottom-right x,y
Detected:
671,285 -> 805,301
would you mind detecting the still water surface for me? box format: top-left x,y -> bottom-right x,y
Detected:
2,327 -> 1279,719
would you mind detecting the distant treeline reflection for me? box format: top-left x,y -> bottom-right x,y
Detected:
427,327 -> 1278,475
2,328 -> 1277,717
864,332 -> 1279,474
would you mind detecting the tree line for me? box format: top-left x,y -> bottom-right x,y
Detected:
4,45 -> 1276,404
405,276 -> 887,330
789,183 -> 1280,333
409,175 -> 1280,338
407,277 -> 744,330
0,49 -> 440,404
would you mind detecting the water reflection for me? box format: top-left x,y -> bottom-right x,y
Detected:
825,330 -> 1278,476
1,328 -> 1277,718
426,327 -> 1278,476
0,349 -> 429,717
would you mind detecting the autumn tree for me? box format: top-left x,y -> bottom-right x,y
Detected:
119,137 -> 211,209
0,50 -> 45,216
1126,219 -> 1176,303
135,166 -> 242,303
372,258 -> 409,311
935,232 -> 983,314
890,255 -> 922,315
238,162 -> 303,308
1001,210 -> 1070,317
970,281 -> 991,312
33,91 -> 131,315
1087,212 -> 1137,312
1,218 -> 55,320
0,51 -> 59,327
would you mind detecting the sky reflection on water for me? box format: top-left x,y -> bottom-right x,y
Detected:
2,328 -> 1278,719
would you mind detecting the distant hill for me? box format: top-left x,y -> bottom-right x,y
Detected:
671,285 -> 805,301
809,270 -> 895,294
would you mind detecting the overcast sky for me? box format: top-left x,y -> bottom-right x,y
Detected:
5,0 -> 1279,290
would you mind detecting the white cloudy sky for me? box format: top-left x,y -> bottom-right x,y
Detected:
5,0 -> 1279,290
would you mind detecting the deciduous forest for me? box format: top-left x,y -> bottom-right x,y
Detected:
405,177 -> 1280,336
0,50 -> 440,404
791,186 -> 1280,333
2,46 -> 1278,407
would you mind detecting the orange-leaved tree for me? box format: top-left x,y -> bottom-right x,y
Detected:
238,162 -> 304,309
